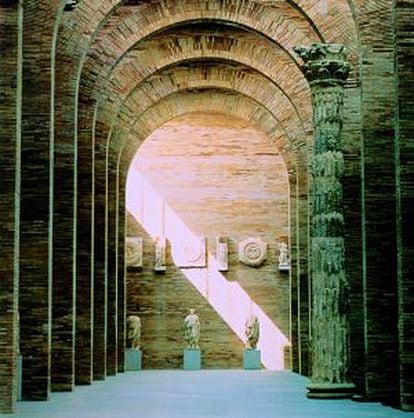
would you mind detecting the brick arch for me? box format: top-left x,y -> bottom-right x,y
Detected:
107,65 -> 309,169
85,15 -> 313,98
113,94 -> 309,347
85,29 -> 313,180
78,0 -> 359,105
58,0 -> 326,129
75,4 -> 324,158
116,89 -> 301,176
95,30 -> 311,131
55,0 -> 356,394
72,0 -> 359,165
115,88 -> 310,254
77,15 -> 318,168
58,0 -> 357,59
113,91 -> 306,274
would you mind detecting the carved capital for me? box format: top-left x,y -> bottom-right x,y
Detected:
294,43 -> 351,86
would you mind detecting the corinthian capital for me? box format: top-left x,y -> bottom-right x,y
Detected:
293,43 -> 351,85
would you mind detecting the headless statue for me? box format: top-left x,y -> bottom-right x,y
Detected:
127,315 -> 141,350
245,315 -> 260,349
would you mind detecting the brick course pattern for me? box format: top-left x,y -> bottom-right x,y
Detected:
0,2 -> 20,413
126,113 -> 290,368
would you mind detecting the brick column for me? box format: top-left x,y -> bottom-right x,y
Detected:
289,170 -> 310,376
294,43 -> 355,398
117,158 -> 127,373
0,2 -> 21,412
19,2 -> 60,400
51,47 -> 80,393
93,122 -> 109,380
106,154 -> 118,375
395,1 -> 414,411
75,104 -> 96,385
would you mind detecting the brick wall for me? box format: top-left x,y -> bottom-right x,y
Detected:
353,0 -> 400,404
394,0 -> 414,411
126,113 -> 291,369
0,2 -> 20,413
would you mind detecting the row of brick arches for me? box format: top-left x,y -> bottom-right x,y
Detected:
0,0 -> 412,413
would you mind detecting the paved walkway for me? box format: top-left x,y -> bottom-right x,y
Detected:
5,371 -> 413,417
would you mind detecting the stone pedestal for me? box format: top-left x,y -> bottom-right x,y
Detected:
278,263 -> 290,272
125,349 -> 142,371
16,355 -> 22,401
243,349 -> 261,370
183,349 -> 201,370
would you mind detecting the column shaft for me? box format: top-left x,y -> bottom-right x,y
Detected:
294,43 -> 355,398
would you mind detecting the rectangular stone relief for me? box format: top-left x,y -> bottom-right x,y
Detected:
173,237 -> 206,268
126,237 -> 143,269
216,236 -> 228,272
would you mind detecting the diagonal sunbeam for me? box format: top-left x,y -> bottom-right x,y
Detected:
127,169 -> 290,370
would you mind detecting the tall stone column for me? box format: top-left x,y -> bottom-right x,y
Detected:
294,43 -> 355,398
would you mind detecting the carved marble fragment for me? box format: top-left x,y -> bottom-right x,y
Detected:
127,315 -> 141,350
238,237 -> 267,267
126,237 -> 143,269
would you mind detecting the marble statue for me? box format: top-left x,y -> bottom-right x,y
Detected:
245,315 -> 260,349
183,308 -> 200,349
278,242 -> 289,269
127,315 -> 141,350
154,236 -> 166,272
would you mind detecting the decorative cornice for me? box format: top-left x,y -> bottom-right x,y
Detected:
294,43 -> 351,85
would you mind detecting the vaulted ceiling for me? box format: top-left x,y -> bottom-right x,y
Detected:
54,0 -> 359,180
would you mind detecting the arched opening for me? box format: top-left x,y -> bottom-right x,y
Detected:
126,112 -> 291,370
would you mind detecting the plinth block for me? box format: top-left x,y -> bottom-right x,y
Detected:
307,382 -> 355,399
243,349 -> 261,370
184,349 -> 201,370
125,349 -> 142,371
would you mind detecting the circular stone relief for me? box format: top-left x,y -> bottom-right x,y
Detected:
238,237 -> 267,267
183,243 -> 203,263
